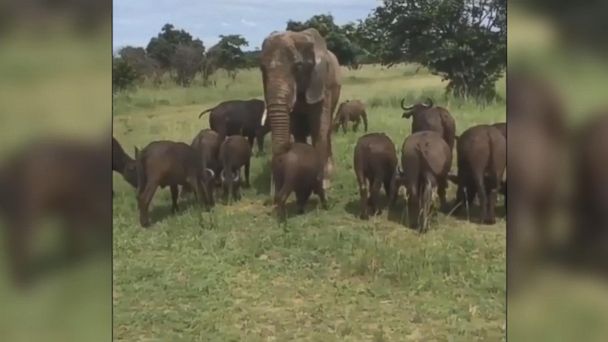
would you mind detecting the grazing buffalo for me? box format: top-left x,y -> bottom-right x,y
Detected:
272,143 -> 327,221
135,141 -> 214,227
218,135 -> 252,202
112,137 -> 137,188
0,138 -> 111,285
449,124 -> 506,224
391,131 -> 452,232
353,133 -> 397,219
198,99 -> 270,153
401,97 -> 456,151
333,99 -> 368,134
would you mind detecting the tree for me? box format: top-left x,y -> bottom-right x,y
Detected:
286,14 -> 364,67
113,57 -> 138,92
118,46 -> 159,82
369,0 -> 506,101
146,24 -> 202,71
171,43 -> 205,86
207,35 -> 249,80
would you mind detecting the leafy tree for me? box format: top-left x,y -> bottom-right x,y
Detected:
171,43 -> 205,86
118,46 -> 159,82
112,57 -> 138,92
207,35 -> 249,80
286,14 -> 364,67
146,24 -> 203,71
369,0 -> 506,101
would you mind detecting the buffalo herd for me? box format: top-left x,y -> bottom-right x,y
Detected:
113,96 -> 506,232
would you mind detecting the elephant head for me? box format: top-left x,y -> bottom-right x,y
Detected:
401,97 -> 434,118
260,28 -> 330,156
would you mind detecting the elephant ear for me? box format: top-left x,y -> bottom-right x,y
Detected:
300,29 -> 328,104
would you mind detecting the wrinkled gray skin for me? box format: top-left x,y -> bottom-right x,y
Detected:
401,97 -> 456,152
260,28 -> 341,192
333,99 -> 368,134
135,141 -> 214,228
390,131 -> 452,232
272,143 -> 328,221
354,133 -> 397,220
218,135 -> 252,203
448,125 -> 506,225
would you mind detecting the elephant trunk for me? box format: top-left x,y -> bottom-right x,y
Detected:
265,82 -> 293,156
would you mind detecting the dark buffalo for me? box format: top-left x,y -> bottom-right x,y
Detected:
218,135 -> 252,202
449,125 -> 506,224
272,143 -> 327,221
190,129 -> 221,184
401,97 -> 456,152
112,137 -> 137,188
353,133 -> 397,219
198,99 -> 270,153
0,138 -> 111,285
391,131 -> 452,232
135,141 -> 214,227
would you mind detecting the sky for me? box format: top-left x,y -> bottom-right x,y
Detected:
113,0 -> 379,52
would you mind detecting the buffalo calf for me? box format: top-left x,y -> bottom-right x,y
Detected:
391,131 -> 452,232
218,135 -> 252,202
272,143 -> 327,220
135,141 -> 214,227
354,133 -> 397,219
450,124 -> 506,224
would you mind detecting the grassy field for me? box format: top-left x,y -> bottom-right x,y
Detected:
112,64 -> 506,341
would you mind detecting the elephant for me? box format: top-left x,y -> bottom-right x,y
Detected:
333,99 -> 368,134
260,28 -> 341,192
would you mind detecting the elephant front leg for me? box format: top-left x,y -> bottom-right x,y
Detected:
310,101 -> 334,190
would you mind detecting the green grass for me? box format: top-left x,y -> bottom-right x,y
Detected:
113,64 -> 506,341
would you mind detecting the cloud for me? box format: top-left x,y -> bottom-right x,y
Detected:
240,19 -> 257,27
221,22 -> 230,27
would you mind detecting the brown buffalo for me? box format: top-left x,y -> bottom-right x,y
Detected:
401,97 -> 456,152
272,143 -> 327,220
218,135 -> 252,202
390,131 -> 452,232
135,141 -> 214,227
191,129 -> 221,185
449,125 -> 506,224
112,137 -> 137,188
333,99 -> 368,134
353,133 -> 397,219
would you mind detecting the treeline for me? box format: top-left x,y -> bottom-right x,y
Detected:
114,0 -> 505,102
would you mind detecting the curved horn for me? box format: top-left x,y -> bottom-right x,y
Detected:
424,97 -> 434,108
205,168 -> 215,179
220,169 -> 226,182
233,172 -> 240,182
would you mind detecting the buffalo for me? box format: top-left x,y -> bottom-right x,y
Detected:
401,97 -> 456,152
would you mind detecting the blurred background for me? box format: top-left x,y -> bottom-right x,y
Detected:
0,0 -> 111,341
508,1 -> 608,341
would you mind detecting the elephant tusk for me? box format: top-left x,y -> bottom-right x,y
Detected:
261,108 -> 268,126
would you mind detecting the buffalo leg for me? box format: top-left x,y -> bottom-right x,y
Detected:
357,173 -> 369,219
314,182 -> 328,210
295,189 -> 312,214
138,181 -> 158,228
370,178 -> 382,216
170,185 -> 179,213
437,176 -> 448,212
244,162 -> 251,188
275,183 -> 293,221
474,173 -> 488,224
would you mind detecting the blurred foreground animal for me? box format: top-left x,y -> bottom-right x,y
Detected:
198,99 -> 270,153
353,133 -> 397,219
390,131 -> 452,232
272,143 -> 328,221
0,138 -> 111,285
134,141 -> 214,227
333,99 -> 368,134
